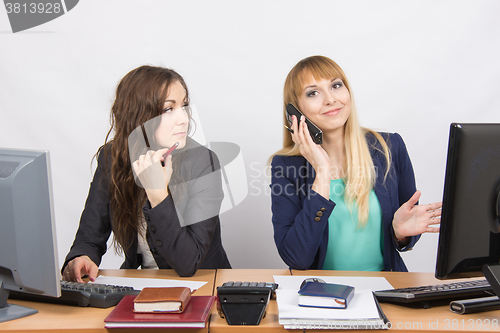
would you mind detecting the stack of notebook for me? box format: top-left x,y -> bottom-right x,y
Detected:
104,287 -> 215,328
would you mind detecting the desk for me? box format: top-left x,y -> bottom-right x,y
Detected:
292,270 -> 500,333
1,269 -> 216,333
2,269 -> 500,333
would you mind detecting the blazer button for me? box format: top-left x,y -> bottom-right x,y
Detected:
150,226 -> 156,234
156,240 -> 163,247
316,211 -> 323,217
320,207 -> 326,212
151,248 -> 158,255
144,214 -> 150,222
314,217 -> 321,222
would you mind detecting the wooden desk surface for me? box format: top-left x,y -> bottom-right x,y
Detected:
292,270 -> 500,333
3,269 -> 500,333
1,269 -> 216,333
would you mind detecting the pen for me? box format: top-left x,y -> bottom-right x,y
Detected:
162,142 -> 179,161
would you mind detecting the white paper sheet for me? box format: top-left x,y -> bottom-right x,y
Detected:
272,275 -> 392,328
91,275 -> 206,292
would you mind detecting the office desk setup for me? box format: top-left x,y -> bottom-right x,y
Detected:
1,269 -> 215,333
2,269 -> 500,333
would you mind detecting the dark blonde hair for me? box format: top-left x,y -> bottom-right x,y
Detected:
99,65 -> 192,253
272,56 -> 391,227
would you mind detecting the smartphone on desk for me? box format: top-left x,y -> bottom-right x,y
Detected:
286,103 -> 323,145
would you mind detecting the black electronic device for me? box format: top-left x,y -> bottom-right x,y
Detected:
374,279 -> 494,307
450,295 -> 500,314
376,124 -> 500,311
216,281 -> 278,325
285,103 -> 323,144
436,123 -> 500,280
9,280 -> 140,308
435,123 -> 500,306
0,149 -> 61,323
483,264 -> 500,297
300,277 -> 326,289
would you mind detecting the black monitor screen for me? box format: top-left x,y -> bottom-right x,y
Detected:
436,123 -> 500,279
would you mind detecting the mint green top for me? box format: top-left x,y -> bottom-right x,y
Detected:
322,179 -> 384,271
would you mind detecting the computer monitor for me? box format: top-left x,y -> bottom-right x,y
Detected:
435,123 -> 500,295
0,148 -> 61,323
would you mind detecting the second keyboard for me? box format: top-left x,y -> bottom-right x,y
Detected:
374,279 -> 494,304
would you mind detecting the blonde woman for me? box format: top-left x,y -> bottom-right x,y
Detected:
270,56 -> 441,271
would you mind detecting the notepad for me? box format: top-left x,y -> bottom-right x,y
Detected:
133,287 -> 191,313
298,282 -> 355,309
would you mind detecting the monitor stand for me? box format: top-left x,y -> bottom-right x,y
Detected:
442,265 -> 500,314
0,279 -> 38,323
483,264 -> 500,297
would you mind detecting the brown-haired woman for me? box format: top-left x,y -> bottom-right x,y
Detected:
270,56 -> 441,272
62,65 -> 231,280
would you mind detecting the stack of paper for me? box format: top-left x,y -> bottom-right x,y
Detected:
91,275 -> 206,292
273,276 -> 393,330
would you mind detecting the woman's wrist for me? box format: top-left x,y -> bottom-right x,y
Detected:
312,172 -> 330,199
393,225 -> 409,245
146,188 -> 169,208
395,234 -> 409,243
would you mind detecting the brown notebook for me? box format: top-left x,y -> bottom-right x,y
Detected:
133,287 -> 191,313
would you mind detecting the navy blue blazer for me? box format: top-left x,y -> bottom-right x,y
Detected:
270,132 -> 420,272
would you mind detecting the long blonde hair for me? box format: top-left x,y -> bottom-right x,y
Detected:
271,56 -> 391,227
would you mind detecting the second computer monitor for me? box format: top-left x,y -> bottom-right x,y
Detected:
435,123 -> 500,280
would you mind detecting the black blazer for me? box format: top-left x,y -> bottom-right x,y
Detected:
63,138 -> 231,277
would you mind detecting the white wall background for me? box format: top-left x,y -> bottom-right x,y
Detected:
1,0 -> 500,273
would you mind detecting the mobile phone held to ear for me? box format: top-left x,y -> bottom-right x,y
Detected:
286,103 -> 323,145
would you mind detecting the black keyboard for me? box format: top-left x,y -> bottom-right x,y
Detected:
9,280 -> 140,308
374,279 -> 494,305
